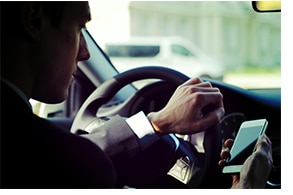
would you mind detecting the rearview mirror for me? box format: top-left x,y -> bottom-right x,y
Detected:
252,1 -> 281,12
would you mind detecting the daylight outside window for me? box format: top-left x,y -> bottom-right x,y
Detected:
87,1 -> 281,89
30,1 -> 281,117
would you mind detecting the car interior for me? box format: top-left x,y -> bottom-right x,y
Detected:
32,1 -> 281,189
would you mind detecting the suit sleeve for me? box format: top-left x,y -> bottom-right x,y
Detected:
82,111 -> 160,159
82,115 -> 141,158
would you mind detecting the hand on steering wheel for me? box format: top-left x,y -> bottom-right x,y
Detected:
70,66 -> 225,188
147,77 -> 225,135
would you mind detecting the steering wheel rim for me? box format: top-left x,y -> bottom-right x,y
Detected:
70,66 -> 190,133
70,66 -> 222,188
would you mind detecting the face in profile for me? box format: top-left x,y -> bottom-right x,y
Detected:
31,2 -> 91,103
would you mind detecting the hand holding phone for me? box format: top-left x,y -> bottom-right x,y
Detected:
222,119 -> 268,174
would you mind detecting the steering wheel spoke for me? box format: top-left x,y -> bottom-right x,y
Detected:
70,66 -> 223,188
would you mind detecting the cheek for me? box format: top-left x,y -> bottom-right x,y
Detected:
54,31 -> 80,74
41,29 -> 79,66
35,36 -> 79,102
59,32 -> 80,63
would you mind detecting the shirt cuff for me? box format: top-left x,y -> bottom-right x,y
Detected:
126,111 -> 160,150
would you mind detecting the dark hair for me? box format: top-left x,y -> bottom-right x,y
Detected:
0,2 -> 67,38
1,2 -> 24,37
42,2 -> 68,27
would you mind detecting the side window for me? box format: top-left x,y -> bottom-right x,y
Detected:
171,44 -> 194,57
105,45 -> 160,57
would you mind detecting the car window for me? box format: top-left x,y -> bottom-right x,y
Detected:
87,1 -> 281,89
171,44 -> 194,57
106,44 -> 160,57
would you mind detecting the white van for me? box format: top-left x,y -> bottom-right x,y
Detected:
104,36 -> 225,81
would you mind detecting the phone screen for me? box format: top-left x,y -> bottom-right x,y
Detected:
222,119 -> 268,174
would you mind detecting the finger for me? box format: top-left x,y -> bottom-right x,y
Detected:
231,175 -> 240,186
255,134 -> 271,150
220,148 -> 231,159
224,139 -> 234,149
218,159 -> 227,167
191,81 -> 213,88
182,77 -> 203,86
254,134 -> 273,166
191,86 -> 219,93
198,107 -> 225,130
192,92 -> 224,110
186,91 -> 224,126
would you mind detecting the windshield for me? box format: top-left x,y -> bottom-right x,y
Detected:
87,1 -> 281,89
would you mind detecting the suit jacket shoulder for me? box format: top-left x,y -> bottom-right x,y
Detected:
1,81 -> 116,188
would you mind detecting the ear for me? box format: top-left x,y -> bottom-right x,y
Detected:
22,2 -> 45,41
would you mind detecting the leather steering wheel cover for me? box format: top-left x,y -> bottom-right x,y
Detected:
70,66 -> 221,187
114,66 -> 190,85
70,66 -> 189,133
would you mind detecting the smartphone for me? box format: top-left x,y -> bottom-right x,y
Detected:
222,119 -> 268,174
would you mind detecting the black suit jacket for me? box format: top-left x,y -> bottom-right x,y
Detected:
1,80 -> 141,188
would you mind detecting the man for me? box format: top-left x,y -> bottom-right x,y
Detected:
0,1 -> 272,188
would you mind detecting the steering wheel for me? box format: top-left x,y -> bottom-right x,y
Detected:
70,66 -> 223,188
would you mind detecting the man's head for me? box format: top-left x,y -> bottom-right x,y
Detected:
1,1 -> 91,103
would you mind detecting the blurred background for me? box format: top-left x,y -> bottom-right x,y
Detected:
87,1 -> 281,89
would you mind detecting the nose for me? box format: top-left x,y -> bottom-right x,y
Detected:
77,32 -> 90,61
